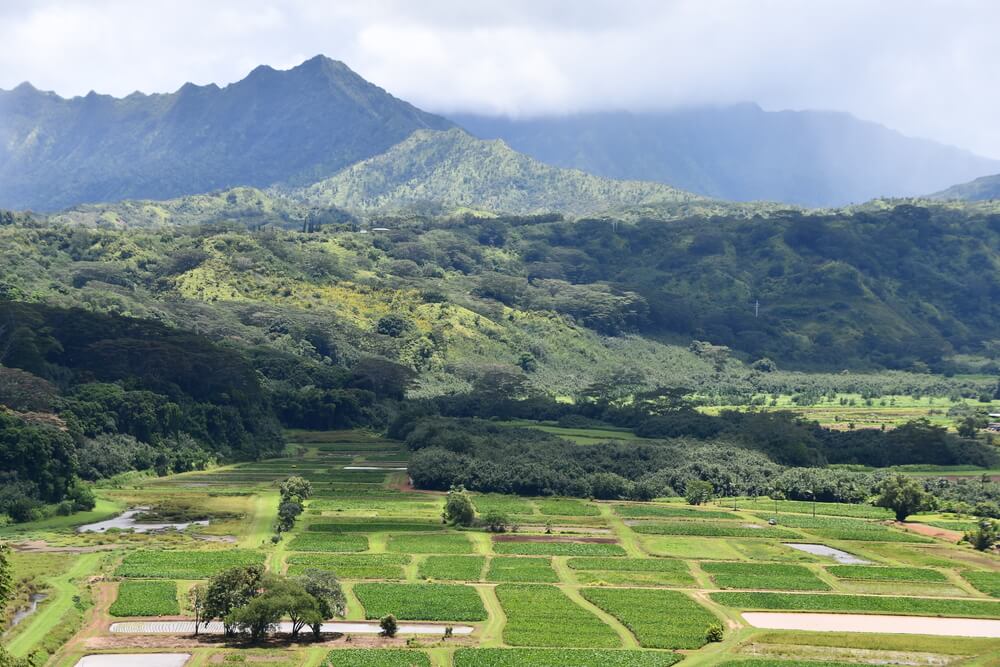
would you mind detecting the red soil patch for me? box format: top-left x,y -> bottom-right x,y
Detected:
893,521 -> 964,542
493,534 -> 618,544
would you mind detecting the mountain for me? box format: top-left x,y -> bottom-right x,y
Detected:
451,106 -> 1000,207
0,56 -> 453,211
296,127 -> 744,217
932,173 -> 1000,201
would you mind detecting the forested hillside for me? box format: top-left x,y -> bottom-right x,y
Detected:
933,173 -> 1000,201
0,56 -> 452,211
454,106 -> 1000,207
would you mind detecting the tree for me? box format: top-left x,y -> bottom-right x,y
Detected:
280,476 -> 312,503
270,578 -> 321,639
443,485 -> 475,526
380,614 -> 398,637
873,475 -> 935,521
685,479 -> 714,506
203,564 -> 266,636
0,544 -> 12,609
963,520 -> 999,551
226,592 -> 283,641
277,500 -> 304,532
189,584 -> 207,636
376,314 -> 410,338
296,569 -> 347,640
481,509 -> 510,533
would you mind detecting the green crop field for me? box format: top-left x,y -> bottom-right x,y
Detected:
418,556 -> 485,581
613,504 -> 738,520
322,649 -> 431,666
963,571 -> 1000,597
308,521 -> 442,532
115,549 -> 265,578
493,540 -> 626,556
473,494 -> 536,515
711,592 -> 1000,617
285,554 -> 409,579
700,562 -> 830,590
568,557 -> 695,586
109,580 -> 180,616
386,533 -> 474,554
486,556 -> 559,582
826,565 -> 948,582
453,649 -> 682,666
582,588 -> 719,649
756,513 -> 929,542
535,498 -> 601,516
353,583 -> 487,621
631,521 -> 800,539
287,532 -> 369,552
496,584 -> 621,648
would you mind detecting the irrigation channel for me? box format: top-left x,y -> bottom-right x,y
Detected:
742,612 -> 1000,638
110,620 -> 474,635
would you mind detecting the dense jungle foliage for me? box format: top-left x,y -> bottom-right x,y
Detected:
1,199 -> 999,520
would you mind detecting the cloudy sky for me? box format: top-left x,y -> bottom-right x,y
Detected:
3,0 -> 999,157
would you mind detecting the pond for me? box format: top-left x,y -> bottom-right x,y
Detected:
75,655 -> 190,667
743,612 -> 1000,638
343,466 -> 407,471
110,620 -> 474,635
783,542 -> 871,564
77,508 -> 209,534
6,593 -> 48,631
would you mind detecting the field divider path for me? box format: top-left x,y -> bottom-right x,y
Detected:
405,555 -> 422,582
468,531 -> 493,555
368,532 -> 389,553
687,560 -> 716,590
473,583 -> 507,647
558,584 -> 639,649
596,502 -> 645,557
808,563 -> 843,591
550,556 -> 578,585
6,552 -> 102,657
341,582 -> 366,621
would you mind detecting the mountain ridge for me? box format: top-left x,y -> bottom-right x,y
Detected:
0,55 -> 454,211
451,107 -> 1000,207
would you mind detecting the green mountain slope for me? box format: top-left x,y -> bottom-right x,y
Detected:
932,173 -> 1000,201
297,128 -> 725,217
0,56 -> 453,211
453,107 -> 1000,207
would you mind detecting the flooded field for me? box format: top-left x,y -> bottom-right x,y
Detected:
743,612 -> 1000,637
784,543 -> 871,564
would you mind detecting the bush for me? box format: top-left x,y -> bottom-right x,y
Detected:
705,623 -> 724,642
380,614 -> 398,637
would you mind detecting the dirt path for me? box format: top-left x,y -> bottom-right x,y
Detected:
895,521 -> 964,542
11,540 -> 118,553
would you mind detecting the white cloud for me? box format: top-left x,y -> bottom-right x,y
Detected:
1,0 -> 999,157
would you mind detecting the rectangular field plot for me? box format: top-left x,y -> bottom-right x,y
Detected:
711,592 -> 1000,617
386,533 -> 474,554
288,533 -> 369,552
308,521 -> 441,533
286,554 -> 409,579
486,557 -> 559,583
614,504 -> 737,520
419,556 -> 485,581
700,562 -> 830,591
631,521 -> 800,539
109,580 -> 179,616
717,661 -> 860,667
826,565 -> 948,583
453,648 -> 681,666
322,649 -> 431,666
963,571 -> 1000,597
473,494 -> 535,515
582,588 -> 719,649
496,584 -> 621,648
753,514 -> 929,542
353,583 -> 487,621
766,500 -> 893,519
568,557 -> 694,587
493,540 -> 625,557
116,549 -> 264,578
535,498 -> 601,516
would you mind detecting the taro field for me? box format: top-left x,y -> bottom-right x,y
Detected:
9,428 -> 1000,667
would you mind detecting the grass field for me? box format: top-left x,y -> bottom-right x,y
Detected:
826,565 -> 948,583
963,570 -> 1000,597
453,649 -> 681,666
386,533 -> 474,554
486,557 -> 559,582
493,540 -> 626,556
418,556 -> 485,581
115,549 -> 265,578
285,554 -> 409,579
287,532 -> 369,552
